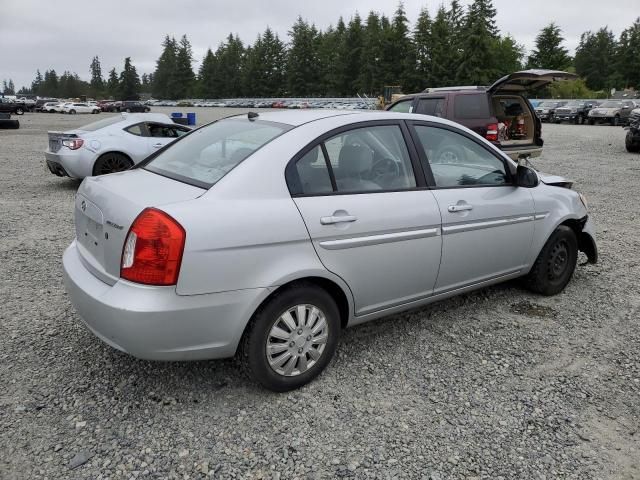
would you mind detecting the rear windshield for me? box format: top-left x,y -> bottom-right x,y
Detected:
78,116 -> 127,131
454,94 -> 490,119
144,118 -> 290,188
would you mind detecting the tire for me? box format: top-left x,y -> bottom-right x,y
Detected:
577,115 -> 584,125
15,107 -> 24,115
92,109 -> 99,114
0,119 -> 20,129
626,131 -> 640,153
588,118 -> 595,125
125,108 -> 131,113
524,226 -> 578,296
92,153 -> 133,176
69,109 -> 76,115
238,283 -> 340,392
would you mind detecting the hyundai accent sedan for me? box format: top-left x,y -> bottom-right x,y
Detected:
63,110 -> 597,391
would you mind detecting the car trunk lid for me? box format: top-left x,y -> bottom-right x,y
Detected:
487,69 -> 577,94
47,131 -> 83,153
74,169 -> 205,285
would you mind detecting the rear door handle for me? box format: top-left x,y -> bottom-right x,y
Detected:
320,215 -> 357,225
448,204 -> 473,212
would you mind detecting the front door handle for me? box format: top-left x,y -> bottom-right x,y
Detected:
320,215 -> 357,225
152,143 -> 164,148
448,204 -> 473,212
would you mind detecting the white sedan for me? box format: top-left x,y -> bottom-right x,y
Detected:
45,113 -> 191,178
62,102 -> 101,114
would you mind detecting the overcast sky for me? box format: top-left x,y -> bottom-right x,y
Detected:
1,0 -> 637,90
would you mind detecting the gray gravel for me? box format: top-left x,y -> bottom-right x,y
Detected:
1,110 -> 639,479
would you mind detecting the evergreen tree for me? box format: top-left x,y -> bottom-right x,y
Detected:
42,70 -> 59,97
213,34 -> 245,97
343,14 -> 365,94
527,23 -> 571,70
174,35 -> 196,98
31,70 -> 43,95
89,56 -> 104,98
493,35 -> 524,77
260,27 -> 286,96
119,57 -> 141,100
286,17 -> 321,96
615,18 -> 640,89
5,79 -> 16,95
319,19 -> 347,95
413,7 -> 433,90
429,6 -> 456,87
153,36 -> 178,99
457,0 -> 499,85
198,48 -> 218,98
357,12 -> 383,94
574,28 -> 617,91
106,68 -> 119,98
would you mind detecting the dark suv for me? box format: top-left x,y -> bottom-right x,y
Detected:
388,70 -> 575,160
553,100 -> 599,124
120,101 -> 150,113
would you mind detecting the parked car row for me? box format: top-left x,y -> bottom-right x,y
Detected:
534,99 -> 639,125
39,101 -> 101,114
99,101 -> 151,113
147,98 -> 377,110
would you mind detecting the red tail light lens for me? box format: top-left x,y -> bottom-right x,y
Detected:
121,208 -> 186,286
62,138 -> 84,150
485,123 -> 499,142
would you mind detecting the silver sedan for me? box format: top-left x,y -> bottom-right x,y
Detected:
63,110 -> 597,391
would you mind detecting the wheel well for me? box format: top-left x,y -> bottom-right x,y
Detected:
560,218 -> 597,263
93,151 -> 134,175
258,277 -> 350,328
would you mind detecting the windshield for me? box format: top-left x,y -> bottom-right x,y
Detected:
599,101 -> 622,108
538,102 -> 559,108
78,116 -> 127,132
144,118 -> 291,188
564,101 -> 583,107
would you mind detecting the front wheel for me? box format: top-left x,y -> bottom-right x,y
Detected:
15,107 -> 24,115
93,153 -> 133,176
238,283 -> 340,392
524,226 -> 578,296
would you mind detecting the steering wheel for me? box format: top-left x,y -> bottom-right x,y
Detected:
370,157 -> 400,182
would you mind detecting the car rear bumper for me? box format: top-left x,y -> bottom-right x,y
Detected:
45,150 -> 92,179
62,241 -> 268,361
501,146 -> 542,160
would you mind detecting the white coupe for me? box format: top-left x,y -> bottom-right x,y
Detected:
45,113 -> 192,178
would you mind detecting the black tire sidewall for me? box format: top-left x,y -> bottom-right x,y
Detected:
243,285 -> 340,392
93,153 -> 132,176
531,226 -> 578,295
15,108 -> 24,115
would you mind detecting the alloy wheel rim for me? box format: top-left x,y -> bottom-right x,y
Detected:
266,304 -> 329,377
101,157 -> 129,174
549,240 -> 569,278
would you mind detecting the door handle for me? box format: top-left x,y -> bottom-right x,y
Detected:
152,143 -> 164,148
320,215 -> 357,225
448,204 -> 473,212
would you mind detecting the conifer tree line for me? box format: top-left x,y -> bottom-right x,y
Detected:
10,1 -> 640,100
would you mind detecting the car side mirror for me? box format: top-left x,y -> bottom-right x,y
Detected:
516,164 -> 539,188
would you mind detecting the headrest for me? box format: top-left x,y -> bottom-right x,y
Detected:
337,145 -> 373,176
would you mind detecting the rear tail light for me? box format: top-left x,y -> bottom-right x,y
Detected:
121,208 -> 186,286
62,138 -> 84,150
485,123 -> 498,142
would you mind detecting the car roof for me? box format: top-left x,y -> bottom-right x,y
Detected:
236,109 -> 359,126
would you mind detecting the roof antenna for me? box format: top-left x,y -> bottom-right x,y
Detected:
248,111 -> 259,121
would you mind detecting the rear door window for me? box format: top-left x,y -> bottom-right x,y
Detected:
454,94 -> 490,119
415,98 -> 446,117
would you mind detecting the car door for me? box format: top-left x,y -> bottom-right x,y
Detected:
288,121 -> 443,316
408,121 -> 535,294
121,123 -> 155,162
145,122 -> 181,152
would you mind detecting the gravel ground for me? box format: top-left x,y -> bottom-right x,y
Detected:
1,110 -> 639,480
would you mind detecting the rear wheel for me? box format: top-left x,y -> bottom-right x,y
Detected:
15,107 -> 24,115
92,153 -> 133,176
92,109 -> 100,114
524,226 -> 578,296
238,283 -> 340,392
626,131 -> 640,153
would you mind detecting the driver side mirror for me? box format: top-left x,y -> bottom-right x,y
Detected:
516,164 -> 539,188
